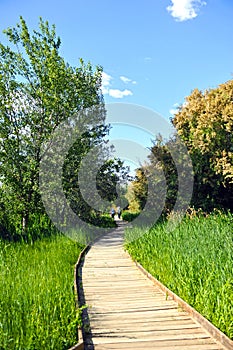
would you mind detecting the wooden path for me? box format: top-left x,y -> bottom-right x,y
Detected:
80,222 -> 231,350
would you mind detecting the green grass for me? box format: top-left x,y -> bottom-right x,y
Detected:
125,212 -> 233,339
0,234 -> 84,350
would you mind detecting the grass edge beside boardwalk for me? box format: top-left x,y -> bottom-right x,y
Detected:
0,234 -> 84,350
124,212 -> 233,340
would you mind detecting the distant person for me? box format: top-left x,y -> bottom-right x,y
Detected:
117,206 -> 121,219
110,207 -> 115,219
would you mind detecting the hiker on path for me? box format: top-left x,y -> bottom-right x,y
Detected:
110,207 -> 115,219
117,206 -> 121,219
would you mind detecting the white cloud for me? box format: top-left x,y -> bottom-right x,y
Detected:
120,76 -> 137,84
169,108 -> 178,116
169,102 -> 180,116
144,57 -> 152,62
167,0 -> 206,21
120,76 -> 131,84
101,72 -> 112,94
109,89 -> 133,99
102,72 -> 134,98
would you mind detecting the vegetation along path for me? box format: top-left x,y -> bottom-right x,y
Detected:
80,222 -> 231,350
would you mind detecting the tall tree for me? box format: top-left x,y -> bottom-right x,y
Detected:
0,17 -> 107,236
172,79 -> 233,210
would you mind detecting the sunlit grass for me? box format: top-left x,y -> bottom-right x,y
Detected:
125,212 -> 233,339
0,234 -> 83,349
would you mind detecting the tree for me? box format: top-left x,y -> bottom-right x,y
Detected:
148,136 -> 178,213
61,136 -> 130,227
129,168 -> 148,211
0,17 -> 107,236
172,79 -> 233,210
96,158 -> 129,204
126,130 -> 194,222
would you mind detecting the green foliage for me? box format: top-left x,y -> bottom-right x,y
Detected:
63,150 -> 129,227
121,211 -> 140,222
127,79 -> 233,214
0,17 -> 130,238
0,234 -> 83,349
0,17 -> 115,237
125,212 -> 233,339
89,213 -> 117,228
172,80 -> 233,210
96,158 -> 129,203
125,133 -> 192,218
148,135 -> 179,213
126,168 -> 148,212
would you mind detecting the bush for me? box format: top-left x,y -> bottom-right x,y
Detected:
90,213 -> 117,228
122,211 -> 140,222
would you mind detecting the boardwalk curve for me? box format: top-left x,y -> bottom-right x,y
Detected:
80,222 -> 232,350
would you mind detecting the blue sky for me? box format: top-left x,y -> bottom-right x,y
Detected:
0,0 -> 232,119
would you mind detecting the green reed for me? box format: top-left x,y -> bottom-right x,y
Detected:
125,212 -> 233,339
0,234 -> 83,349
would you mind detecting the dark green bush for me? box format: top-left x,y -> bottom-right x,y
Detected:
122,211 -> 140,222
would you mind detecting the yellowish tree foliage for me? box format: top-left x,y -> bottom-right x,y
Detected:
173,79 -> 233,210
173,80 -> 233,185
126,168 -> 148,212
125,182 -> 140,213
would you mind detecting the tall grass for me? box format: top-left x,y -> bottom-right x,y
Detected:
125,212 -> 233,339
0,234 -> 83,349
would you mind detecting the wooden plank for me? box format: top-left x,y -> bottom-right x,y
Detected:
133,259 -> 233,350
78,223 -> 231,350
92,332 -> 211,344
68,246 -> 89,350
95,340 -> 224,350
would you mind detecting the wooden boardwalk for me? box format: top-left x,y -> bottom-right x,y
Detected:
81,222 -> 231,350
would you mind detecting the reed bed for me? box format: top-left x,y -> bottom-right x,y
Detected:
125,212 -> 233,339
0,234 -> 83,349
